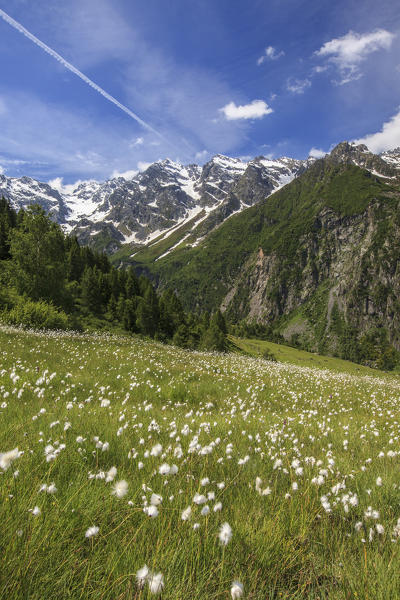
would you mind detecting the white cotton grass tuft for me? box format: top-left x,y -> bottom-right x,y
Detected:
136,566 -> 164,595
47,483 -> 57,494
158,463 -> 170,475
0,448 -> 20,470
193,493 -> 207,505
231,580 -> 244,599
219,522 -> 232,546
150,443 -> 163,457
148,571 -> 164,595
144,505 -> 159,517
105,466 -> 117,482
136,564 -> 149,589
150,493 -> 163,506
85,526 -> 99,538
112,480 -> 129,498
181,506 -> 192,521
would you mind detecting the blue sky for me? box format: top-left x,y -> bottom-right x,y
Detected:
0,0 -> 399,183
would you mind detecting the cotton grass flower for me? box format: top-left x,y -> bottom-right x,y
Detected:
193,493 -> 207,505
150,493 -> 163,506
0,447 -> 20,470
105,466 -> 117,482
136,564 -> 149,589
231,580 -> 244,599
159,463 -> 170,475
219,522 -> 232,546
112,480 -> 129,498
148,572 -> 164,595
85,526 -> 99,538
181,506 -> 192,520
144,505 -> 159,517
47,483 -> 57,494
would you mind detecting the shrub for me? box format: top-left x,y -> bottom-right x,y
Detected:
1,298 -> 69,330
262,348 -> 277,362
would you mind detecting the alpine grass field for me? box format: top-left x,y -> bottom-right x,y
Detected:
2,326 -> 400,599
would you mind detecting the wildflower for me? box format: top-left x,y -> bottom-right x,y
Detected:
47,483 -> 57,494
376,524 -> 384,535
150,493 -> 163,506
231,580 -> 244,599
150,443 -> 162,457
214,502 -> 222,512
85,526 -> 99,538
376,477 -> 383,487
106,466 -> 117,482
193,493 -> 207,505
219,522 -> 232,546
181,506 -> 192,521
136,565 -> 149,589
31,506 -> 41,516
145,505 -> 159,518
112,480 -> 129,498
0,448 -> 20,470
201,505 -> 210,516
148,572 -> 164,595
159,463 -> 170,476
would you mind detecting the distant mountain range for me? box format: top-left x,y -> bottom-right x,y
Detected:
2,143 -> 399,260
1,152 -> 314,253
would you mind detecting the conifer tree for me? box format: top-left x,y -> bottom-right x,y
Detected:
9,205 -> 66,304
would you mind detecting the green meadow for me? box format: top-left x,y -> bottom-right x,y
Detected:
1,325 -> 400,599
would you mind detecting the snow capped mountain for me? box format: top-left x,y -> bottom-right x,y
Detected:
2,142 -> 398,256
330,142 -> 400,180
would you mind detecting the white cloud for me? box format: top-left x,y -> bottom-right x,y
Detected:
219,100 -> 273,120
130,137 -> 144,147
257,46 -> 285,65
308,147 -> 326,158
137,161 -> 153,171
195,150 -> 209,162
286,78 -> 311,94
48,177 -> 87,194
0,165 -> 4,175
354,109 -> 400,153
315,29 -> 395,84
111,168 -> 138,180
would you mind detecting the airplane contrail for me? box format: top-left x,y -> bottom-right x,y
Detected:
0,8 -> 166,141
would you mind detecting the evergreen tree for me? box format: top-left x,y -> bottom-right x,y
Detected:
136,297 -> 154,336
9,205 -> 66,304
0,197 -> 17,260
211,310 -> 227,334
66,236 -> 84,281
81,266 -> 101,314
200,321 -> 228,352
125,267 -> 140,298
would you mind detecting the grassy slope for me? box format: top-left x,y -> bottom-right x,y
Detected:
2,326 -> 400,599
230,335 -> 398,377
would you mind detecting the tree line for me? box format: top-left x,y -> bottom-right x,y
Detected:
0,199 -> 228,351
